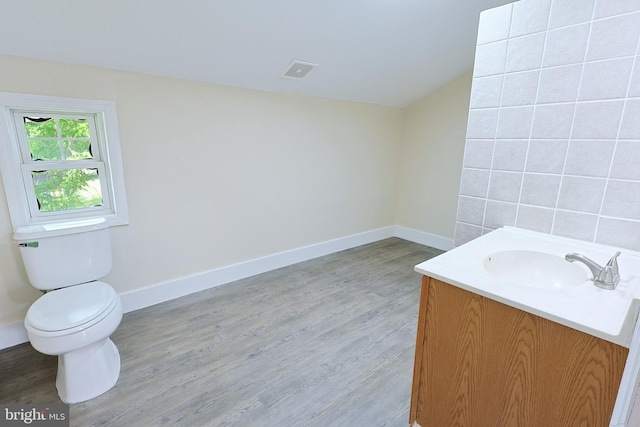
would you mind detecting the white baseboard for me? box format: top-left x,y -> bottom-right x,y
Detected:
0,225 -> 451,350
394,225 -> 453,251
119,226 -> 395,313
0,320 -> 29,350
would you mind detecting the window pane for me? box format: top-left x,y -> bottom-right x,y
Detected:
23,117 -> 56,138
63,139 -> 92,160
59,118 -> 90,138
28,140 -> 62,161
31,168 -> 103,212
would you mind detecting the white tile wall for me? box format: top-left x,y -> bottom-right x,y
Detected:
502,71 -> 540,106
484,200 -> 518,228
474,41 -> 509,77
594,0 -> 640,19
492,140 -> 528,170
454,0 -> 640,251
462,140 -> 494,168
496,106 -> 535,138
460,169 -> 490,197
505,33 -> 546,72
549,0 -> 595,29
557,176 -> 606,213
531,103 -> 574,138
597,217 -> 640,248
601,180 -> 640,220
520,173 -> 561,207
620,99 -> 640,138
586,12 -> 640,61
516,205 -> 555,232
457,196 -> 486,224
611,140 -> 640,179
525,140 -> 568,173
510,0 -> 551,37
488,171 -> 523,202
466,108 -> 499,138
629,63 -> 640,96
578,58 -> 634,101
477,4 -> 512,44
537,65 -> 582,103
571,100 -> 624,139
542,24 -> 590,67
553,210 -> 598,241
470,75 -> 504,108
563,140 -> 615,177
455,222 -> 483,244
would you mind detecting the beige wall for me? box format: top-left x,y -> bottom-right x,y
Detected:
395,71 -> 473,238
0,55 -> 405,326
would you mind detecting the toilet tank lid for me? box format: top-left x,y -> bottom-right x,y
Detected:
14,218 -> 109,241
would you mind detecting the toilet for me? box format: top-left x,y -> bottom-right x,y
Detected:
14,218 -> 123,404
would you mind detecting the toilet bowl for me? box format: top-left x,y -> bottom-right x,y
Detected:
15,219 -> 123,403
24,281 -> 123,403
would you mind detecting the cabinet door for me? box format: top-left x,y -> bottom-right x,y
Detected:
410,276 -> 629,427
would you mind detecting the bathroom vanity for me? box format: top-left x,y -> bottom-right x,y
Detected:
409,227 -> 640,427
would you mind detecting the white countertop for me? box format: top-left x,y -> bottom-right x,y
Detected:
415,227 -> 640,348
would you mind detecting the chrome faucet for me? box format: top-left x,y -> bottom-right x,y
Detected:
565,251 -> 621,290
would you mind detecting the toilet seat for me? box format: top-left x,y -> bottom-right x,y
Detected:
26,282 -> 119,337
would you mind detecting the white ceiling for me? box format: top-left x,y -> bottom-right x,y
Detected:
0,0 -> 514,107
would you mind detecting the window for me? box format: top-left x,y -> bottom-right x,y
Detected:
0,93 -> 129,230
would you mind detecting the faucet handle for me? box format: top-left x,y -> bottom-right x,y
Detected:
595,251 -> 621,289
607,251 -> 621,275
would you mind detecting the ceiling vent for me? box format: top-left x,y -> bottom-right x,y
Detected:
283,60 -> 318,79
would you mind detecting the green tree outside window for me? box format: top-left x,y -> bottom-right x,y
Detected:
23,117 -> 103,212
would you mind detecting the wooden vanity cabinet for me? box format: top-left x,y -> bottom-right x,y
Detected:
409,276 -> 629,427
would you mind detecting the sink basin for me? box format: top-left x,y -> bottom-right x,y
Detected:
483,250 -> 590,289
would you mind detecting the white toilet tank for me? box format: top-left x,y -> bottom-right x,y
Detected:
14,218 -> 113,291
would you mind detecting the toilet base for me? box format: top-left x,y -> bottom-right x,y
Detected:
56,338 -> 120,404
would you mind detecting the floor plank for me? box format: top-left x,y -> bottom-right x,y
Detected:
0,238 -> 442,427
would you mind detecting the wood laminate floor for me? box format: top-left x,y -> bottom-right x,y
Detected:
0,238 -> 443,427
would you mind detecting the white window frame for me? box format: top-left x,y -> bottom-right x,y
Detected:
0,92 -> 129,230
